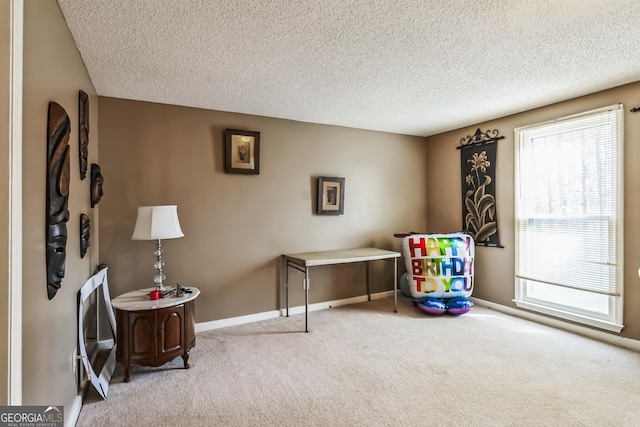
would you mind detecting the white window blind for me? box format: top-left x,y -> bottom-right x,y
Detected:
515,105 -> 623,301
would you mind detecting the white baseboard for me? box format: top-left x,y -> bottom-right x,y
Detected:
195,290 -> 394,333
472,297 -> 640,353
196,309 -> 282,333
278,290 -> 393,317
66,395 -> 82,427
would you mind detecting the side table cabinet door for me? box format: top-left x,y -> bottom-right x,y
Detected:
158,305 -> 185,355
129,310 -> 157,360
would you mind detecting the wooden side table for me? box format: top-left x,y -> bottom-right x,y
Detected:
111,287 -> 200,382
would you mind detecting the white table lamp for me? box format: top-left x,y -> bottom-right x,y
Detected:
131,205 -> 184,291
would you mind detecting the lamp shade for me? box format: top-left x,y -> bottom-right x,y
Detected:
131,206 -> 184,240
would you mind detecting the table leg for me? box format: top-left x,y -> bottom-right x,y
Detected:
123,364 -> 131,383
285,258 -> 289,317
394,257 -> 398,313
183,349 -> 191,369
304,267 -> 309,333
366,261 -> 371,301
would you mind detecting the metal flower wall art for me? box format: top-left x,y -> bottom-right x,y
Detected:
464,151 -> 496,242
458,129 -> 503,247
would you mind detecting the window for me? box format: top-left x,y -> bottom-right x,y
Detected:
514,104 -> 623,332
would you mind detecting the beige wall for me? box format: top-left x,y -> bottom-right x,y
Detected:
22,0 -> 99,406
426,81 -> 640,340
0,0 -> 10,405
98,98 -> 427,321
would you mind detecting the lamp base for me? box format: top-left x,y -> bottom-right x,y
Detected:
153,239 -> 167,291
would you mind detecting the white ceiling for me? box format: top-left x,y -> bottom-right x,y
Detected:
57,0 -> 640,137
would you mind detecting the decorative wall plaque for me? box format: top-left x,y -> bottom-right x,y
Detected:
457,128 -> 503,247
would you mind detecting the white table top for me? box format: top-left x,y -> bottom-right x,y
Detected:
283,247 -> 400,267
111,287 -> 200,311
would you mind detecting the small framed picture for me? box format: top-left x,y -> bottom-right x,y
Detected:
317,176 -> 345,215
224,129 -> 260,174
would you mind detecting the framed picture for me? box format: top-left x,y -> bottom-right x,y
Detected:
224,129 -> 260,174
317,176 -> 345,215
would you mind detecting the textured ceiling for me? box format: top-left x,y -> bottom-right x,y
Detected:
57,0 -> 640,137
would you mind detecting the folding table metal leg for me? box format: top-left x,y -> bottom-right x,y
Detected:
285,258 -> 289,317
366,261 -> 371,301
394,257 -> 398,313
304,267 -> 309,333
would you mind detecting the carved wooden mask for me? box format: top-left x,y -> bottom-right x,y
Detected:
79,90 -> 89,180
80,213 -> 91,258
90,163 -> 104,208
46,102 -> 71,300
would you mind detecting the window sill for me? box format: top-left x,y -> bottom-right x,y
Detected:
513,299 -> 624,333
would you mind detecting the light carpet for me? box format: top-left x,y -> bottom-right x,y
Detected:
76,295 -> 640,426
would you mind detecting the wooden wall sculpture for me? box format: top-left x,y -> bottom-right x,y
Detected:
46,102 -> 71,299
79,90 -> 89,180
80,213 -> 90,258
90,163 -> 103,208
